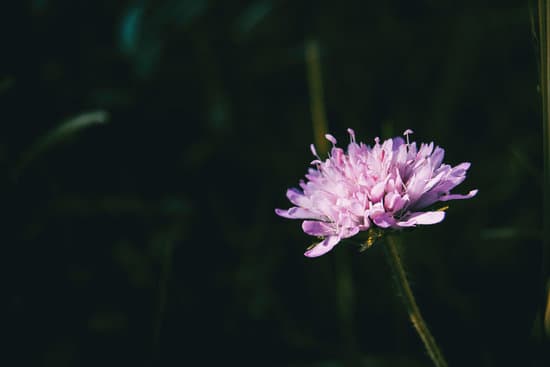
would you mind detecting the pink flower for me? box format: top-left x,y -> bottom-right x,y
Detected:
275,129 -> 478,257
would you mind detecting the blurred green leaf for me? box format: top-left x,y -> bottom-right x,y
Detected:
235,0 -> 273,35
119,3 -> 144,55
15,110 -> 109,177
480,227 -> 540,240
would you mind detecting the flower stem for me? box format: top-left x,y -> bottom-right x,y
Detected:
305,39 -> 330,156
384,236 -> 448,367
538,0 -> 550,343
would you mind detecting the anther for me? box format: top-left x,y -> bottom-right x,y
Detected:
325,134 -> 337,145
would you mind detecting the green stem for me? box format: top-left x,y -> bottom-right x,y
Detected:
384,236 -> 448,367
538,0 -> 550,343
305,39 -> 330,156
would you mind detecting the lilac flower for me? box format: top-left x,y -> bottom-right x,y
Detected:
275,129 -> 477,258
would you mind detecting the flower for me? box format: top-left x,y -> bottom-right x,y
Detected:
275,129 -> 478,258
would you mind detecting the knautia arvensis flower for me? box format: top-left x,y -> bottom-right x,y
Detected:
276,129 -> 478,257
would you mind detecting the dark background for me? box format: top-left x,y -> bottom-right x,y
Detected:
2,1 -> 546,366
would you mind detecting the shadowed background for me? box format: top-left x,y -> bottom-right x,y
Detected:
1,0 -> 546,366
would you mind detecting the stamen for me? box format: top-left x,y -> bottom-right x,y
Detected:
347,128 -> 356,143
310,144 -> 321,159
325,134 -> 337,145
403,129 -> 414,146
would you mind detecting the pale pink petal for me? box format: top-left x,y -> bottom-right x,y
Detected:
423,170 -> 446,192
431,147 -> 445,168
384,192 -> 406,212
362,212 -> 372,229
373,213 -> 396,228
286,188 -> 308,207
340,226 -> 360,239
439,189 -> 478,201
408,142 -> 417,156
369,179 -> 387,202
392,137 -> 405,149
304,236 -> 341,257
397,211 -> 445,227
369,202 -> 385,217
381,138 -> 393,153
302,221 -> 335,236
275,207 -> 325,220
412,211 -> 446,224
450,162 -> 471,177
412,191 -> 441,209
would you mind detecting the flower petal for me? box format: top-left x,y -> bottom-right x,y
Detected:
304,236 -> 341,258
340,226 -> 360,239
451,162 -> 471,176
369,179 -> 387,202
369,202 -> 385,217
275,207 -> 325,220
384,192 -> 406,212
286,188 -> 308,206
396,211 -> 445,227
439,189 -> 478,202
430,146 -> 445,168
411,191 -> 440,209
373,213 -> 396,228
302,221 -> 334,236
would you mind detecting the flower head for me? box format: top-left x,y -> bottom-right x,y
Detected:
275,129 -> 477,257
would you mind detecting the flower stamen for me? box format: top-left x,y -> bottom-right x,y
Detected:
347,128 -> 356,143
403,129 -> 414,147
325,134 -> 337,145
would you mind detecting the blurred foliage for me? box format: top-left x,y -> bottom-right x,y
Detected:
1,0 -> 547,366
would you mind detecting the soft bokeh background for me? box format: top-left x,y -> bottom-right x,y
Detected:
2,1 -> 547,366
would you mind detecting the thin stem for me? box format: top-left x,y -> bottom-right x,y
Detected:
384,236 -> 448,367
305,39 -> 330,156
539,0 -> 550,347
